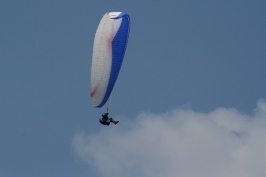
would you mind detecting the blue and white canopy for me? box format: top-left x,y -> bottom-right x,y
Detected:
90,12 -> 130,108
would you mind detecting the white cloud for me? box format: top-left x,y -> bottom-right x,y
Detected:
72,99 -> 266,177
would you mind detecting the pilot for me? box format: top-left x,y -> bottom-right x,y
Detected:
99,113 -> 119,126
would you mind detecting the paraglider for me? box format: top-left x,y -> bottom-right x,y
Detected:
90,12 -> 130,125
99,113 -> 119,126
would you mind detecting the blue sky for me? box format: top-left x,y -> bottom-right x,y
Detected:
1,0 -> 266,177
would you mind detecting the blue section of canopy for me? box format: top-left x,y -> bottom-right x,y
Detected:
96,14 -> 130,108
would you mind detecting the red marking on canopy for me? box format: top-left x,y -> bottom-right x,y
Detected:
91,84 -> 99,97
107,32 -> 115,55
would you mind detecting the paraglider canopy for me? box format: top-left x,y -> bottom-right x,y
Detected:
90,12 -> 130,108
